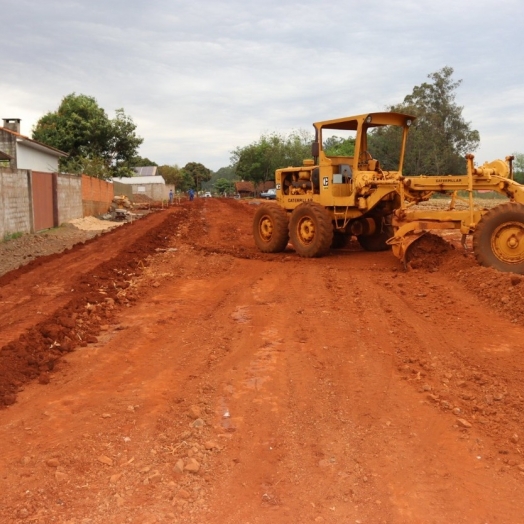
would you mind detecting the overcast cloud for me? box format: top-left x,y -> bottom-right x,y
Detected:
2,0 -> 523,170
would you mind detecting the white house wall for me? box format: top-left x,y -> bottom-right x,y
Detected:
17,143 -> 60,172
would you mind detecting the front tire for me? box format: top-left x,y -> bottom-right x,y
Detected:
289,203 -> 333,257
473,202 -> 524,273
253,204 -> 289,253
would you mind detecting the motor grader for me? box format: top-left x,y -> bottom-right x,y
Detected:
252,111 -> 524,273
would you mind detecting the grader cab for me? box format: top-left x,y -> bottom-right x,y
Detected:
252,112 -> 524,274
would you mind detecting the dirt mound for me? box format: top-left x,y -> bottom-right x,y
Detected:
406,232 -> 454,270
0,209 -> 189,408
130,193 -> 155,203
67,216 -> 124,231
0,228 -> 99,277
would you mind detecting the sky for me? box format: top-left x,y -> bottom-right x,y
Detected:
2,0 -> 523,171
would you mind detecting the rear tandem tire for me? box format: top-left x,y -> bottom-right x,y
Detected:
331,231 -> 349,249
357,215 -> 393,252
472,202 -> 524,274
253,204 -> 289,253
289,203 -> 333,257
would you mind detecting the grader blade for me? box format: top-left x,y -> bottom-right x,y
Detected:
390,231 -> 428,268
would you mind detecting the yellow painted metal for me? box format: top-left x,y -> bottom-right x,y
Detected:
258,215 -> 275,243
490,221 -> 524,264
268,111 -> 524,267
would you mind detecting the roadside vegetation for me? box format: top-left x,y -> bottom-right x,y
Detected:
32,67 -> 524,193
2,232 -> 23,243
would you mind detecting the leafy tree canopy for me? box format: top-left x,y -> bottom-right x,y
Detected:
158,164 -> 193,192
32,93 -> 143,179
202,166 -> 237,191
231,130 -> 312,187
370,67 -> 480,175
324,136 -> 355,157
214,177 -> 237,196
213,166 -> 236,181
183,162 -> 212,191
128,156 -> 157,167
513,152 -> 524,184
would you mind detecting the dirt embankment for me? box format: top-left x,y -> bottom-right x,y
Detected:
0,198 -> 523,524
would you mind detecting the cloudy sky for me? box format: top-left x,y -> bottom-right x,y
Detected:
2,0 -> 523,171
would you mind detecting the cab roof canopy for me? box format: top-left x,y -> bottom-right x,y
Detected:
314,112 -> 416,131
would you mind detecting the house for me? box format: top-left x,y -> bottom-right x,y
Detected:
234,180 -> 275,198
256,181 -> 276,194
235,181 -> 255,198
112,175 -> 167,202
0,118 -> 67,172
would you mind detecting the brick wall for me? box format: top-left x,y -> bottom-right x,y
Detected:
82,175 -> 114,216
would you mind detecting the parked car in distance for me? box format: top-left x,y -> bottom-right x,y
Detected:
204,192 -> 212,197
260,188 -> 277,199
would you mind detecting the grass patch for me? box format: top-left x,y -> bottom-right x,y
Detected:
2,231 -> 23,243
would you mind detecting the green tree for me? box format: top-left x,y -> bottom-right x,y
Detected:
158,164 -> 193,192
231,130 -> 312,187
32,93 -> 143,179
513,152 -> 524,184
324,136 -> 355,156
214,177 -> 236,195
183,162 -> 212,192
370,67 -> 480,175
128,156 -> 158,167
212,166 -> 236,181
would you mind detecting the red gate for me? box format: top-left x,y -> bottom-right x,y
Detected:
32,171 -> 56,231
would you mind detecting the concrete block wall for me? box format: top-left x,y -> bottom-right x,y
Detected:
0,169 -> 32,239
113,181 -> 167,202
149,183 -> 167,201
111,181 -> 133,200
82,175 -> 114,216
0,130 -> 17,170
56,173 -> 83,224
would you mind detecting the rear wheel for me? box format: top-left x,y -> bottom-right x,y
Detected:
289,203 -> 333,257
357,215 -> 393,252
253,204 -> 289,253
473,203 -> 524,273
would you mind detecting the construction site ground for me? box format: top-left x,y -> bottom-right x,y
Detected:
0,197 -> 523,524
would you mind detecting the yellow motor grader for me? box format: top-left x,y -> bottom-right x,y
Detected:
252,112 -> 524,273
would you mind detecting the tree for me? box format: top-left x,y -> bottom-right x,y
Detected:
202,166 -> 238,192
32,93 -> 143,179
128,156 -> 158,167
231,130 -> 312,188
370,67 -> 480,175
214,177 -> 236,196
324,136 -> 355,156
183,162 -> 212,192
513,152 -> 524,184
158,164 -> 193,192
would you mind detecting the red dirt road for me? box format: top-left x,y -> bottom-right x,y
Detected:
0,198 -> 524,524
